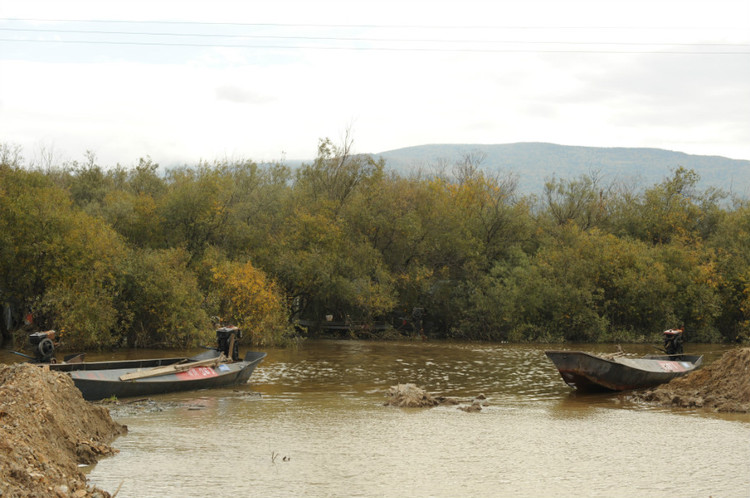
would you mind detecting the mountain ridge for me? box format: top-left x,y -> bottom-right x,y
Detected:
373,142 -> 750,196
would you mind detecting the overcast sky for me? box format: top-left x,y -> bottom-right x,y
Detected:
1,0 -> 748,168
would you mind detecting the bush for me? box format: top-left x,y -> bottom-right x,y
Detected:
211,260 -> 296,346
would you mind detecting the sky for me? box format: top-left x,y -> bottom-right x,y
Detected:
1,0 -> 749,168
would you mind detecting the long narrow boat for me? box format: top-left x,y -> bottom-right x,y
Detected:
34,326 -> 266,401
545,350 -> 703,392
47,349 -> 266,401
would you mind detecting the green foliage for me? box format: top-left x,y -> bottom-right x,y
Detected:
40,277 -> 120,349
458,225 -> 724,343
709,203 -> 750,342
159,165 -> 234,258
0,165 -> 127,348
100,189 -> 163,248
610,167 -> 726,245
543,172 -> 611,230
116,248 -> 212,348
296,136 -> 384,207
65,153 -> 113,211
2,139 -> 749,348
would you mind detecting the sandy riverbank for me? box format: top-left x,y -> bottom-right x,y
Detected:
632,347 -> 750,412
0,364 -> 126,497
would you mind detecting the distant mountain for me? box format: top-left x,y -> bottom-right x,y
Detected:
374,143 -> 750,196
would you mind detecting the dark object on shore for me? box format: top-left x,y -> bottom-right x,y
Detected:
662,328 -> 684,356
28,330 -> 57,362
34,327 -> 266,401
12,330 -> 86,364
545,350 -> 703,392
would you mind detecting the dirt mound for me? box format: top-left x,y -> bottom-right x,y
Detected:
0,363 -> 127,497
384,384 -> 489,411
385,384 -> 440,407
634,348 -> 750,412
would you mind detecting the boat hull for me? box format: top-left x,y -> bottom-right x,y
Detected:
545,351 -> 702,392
49,350 -> 266,401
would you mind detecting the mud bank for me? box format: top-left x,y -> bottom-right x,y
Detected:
633,347 -> 750,412
0,364 -> 127,497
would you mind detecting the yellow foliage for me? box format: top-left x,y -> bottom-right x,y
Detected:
211,261 -> 291,345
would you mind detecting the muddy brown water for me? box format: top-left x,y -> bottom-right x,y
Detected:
3,341 -> 749,497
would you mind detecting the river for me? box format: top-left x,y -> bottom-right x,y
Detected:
8,341 -> 750,497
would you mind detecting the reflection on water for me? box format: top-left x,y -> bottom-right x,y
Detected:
3,341 -> 749,497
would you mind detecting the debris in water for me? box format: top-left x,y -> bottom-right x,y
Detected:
384,383 -> 439,407
384,383 -> 489,412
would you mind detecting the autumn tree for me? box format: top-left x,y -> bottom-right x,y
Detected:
0,165 -> 127,348
211,260 -> 294,346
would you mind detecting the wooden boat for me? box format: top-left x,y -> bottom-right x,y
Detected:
31,326 -> 266,401
545,350 -> 703,392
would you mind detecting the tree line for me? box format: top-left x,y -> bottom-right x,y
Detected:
1,139 -> 748,350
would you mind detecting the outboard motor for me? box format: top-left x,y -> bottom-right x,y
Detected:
29,330 -> 57,363
663,328 -> 684,357
216,326 -> 241,361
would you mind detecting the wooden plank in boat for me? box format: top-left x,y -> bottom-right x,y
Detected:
119,355 -> 227,381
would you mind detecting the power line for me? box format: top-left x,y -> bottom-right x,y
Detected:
1,27 -> 748,48
1,17 -> 747,31
2,18 -> 747,54
2,37 -> 747,54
